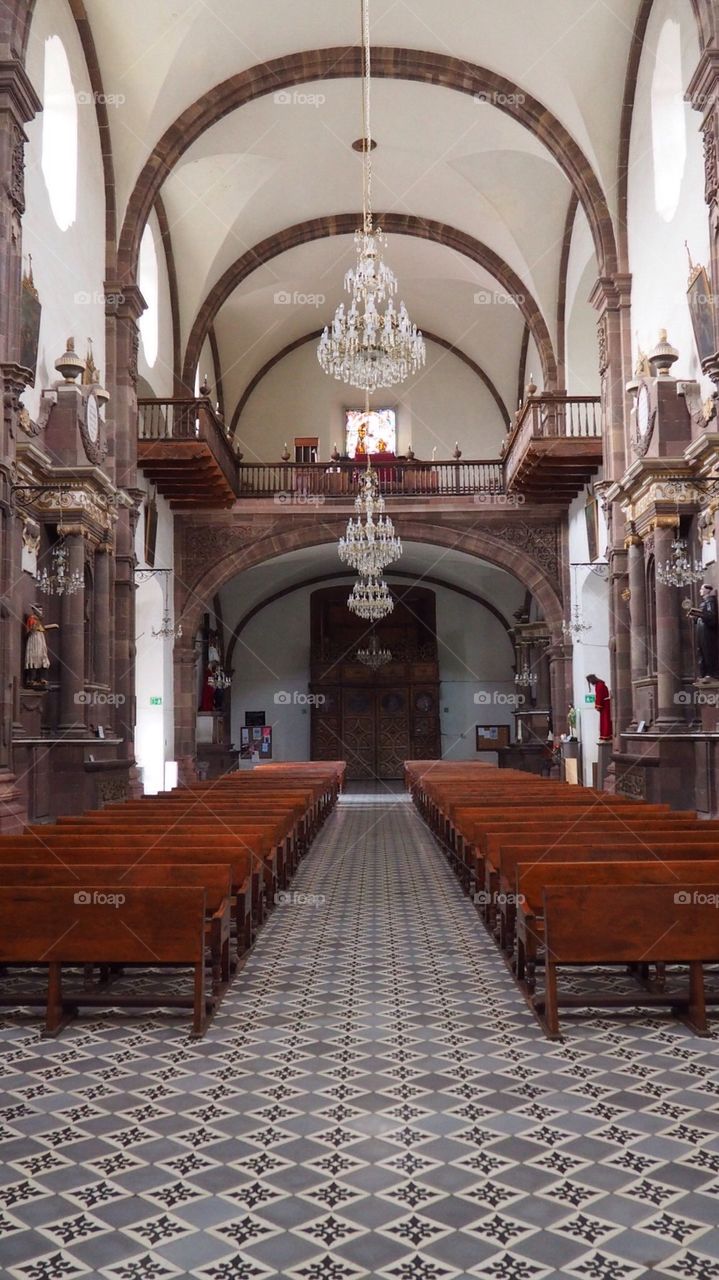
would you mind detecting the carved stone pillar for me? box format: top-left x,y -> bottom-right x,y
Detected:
626,535 -> 648,722
104,284 -> 145,780
652,517 -> 683,726
59,528 -> 87,733
174,642 -> 199,786
688,49 -> 719,389
93,541 -> 112,697
0,60 -> 41,828
590,275 -> 633,485
609,549 -> 631,744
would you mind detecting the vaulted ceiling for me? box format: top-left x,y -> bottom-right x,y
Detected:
80,0 -> 651,420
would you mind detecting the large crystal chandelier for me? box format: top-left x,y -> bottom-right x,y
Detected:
339,457 -> 401,576
656,537 -> 704,588
348,574 -> 394,620
317,0 -> 425,391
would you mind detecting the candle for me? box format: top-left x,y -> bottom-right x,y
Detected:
432,446 -> 437,460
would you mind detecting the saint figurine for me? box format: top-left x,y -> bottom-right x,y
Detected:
586,673 -> 612,742
687,584 -> 719,682
24,604 -> 59,687
567,705 -> 577,740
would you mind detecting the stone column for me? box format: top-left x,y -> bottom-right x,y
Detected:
174,642 -> 199,785
59,528 -> 87,733
609,548 -> 631,745
589,275 -> 632,485
0,60 -> 41,829
687,49 -> 719,390
93,543 -> 112,730
626,535 -> 648,721
104,284 -> 145,786
652,517 -> 683,726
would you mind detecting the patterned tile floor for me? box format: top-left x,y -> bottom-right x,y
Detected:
2,793 -> 719,1279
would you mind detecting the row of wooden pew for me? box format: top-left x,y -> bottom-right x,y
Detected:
405,760 -> 719,1038
0,761 -> 345,1037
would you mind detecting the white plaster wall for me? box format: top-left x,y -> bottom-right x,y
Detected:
134,483 -> 176,792
23,2 -> 106,420
567,483 -> 611,784
225,575 -> 522,767
565,203 -> 600,397
232,340 -> 508,463
627,0 -> 711,392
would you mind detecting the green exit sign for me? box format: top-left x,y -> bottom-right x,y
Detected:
150,696 -> 162,706
584,694 -> 595,705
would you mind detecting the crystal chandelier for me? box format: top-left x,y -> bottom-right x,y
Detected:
317,0 -> 425,391
656,537 -> 704,588
562,610 -> 591,642
348,574 -> 394,620
152,611 -> 183,640
514,665 -> 537,688
208,667 -> 232,689
36,537 -> 83,597
339,459 -> 402,576
356,633 -> 392,669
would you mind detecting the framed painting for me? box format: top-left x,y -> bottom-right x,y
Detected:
687,263 -> 715,367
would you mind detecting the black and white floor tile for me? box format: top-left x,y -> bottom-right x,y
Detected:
2,792 -> 719,1278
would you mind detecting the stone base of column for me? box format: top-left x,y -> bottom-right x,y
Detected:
177,754 -> 199,788
0,770 -> 26,833
128,763 -> 143,800
596,741 -> 613,790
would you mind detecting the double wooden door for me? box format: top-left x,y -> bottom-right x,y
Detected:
312,683 -> 440,780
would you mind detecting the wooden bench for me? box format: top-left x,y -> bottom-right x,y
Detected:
0,863 -> 233,992
538,882 -> 719,1038
515,856 -> 719,992
0,885 -> 209,1036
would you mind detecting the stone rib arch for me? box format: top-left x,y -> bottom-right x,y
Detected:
229,328 -> 511,437
115,46 -> 619,284
176,517 -> 564,639
182,213 -> 558,391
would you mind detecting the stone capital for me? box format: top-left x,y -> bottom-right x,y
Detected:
686,48 -> 719,118
103,282 -> 147,322
0,59 -> 42,127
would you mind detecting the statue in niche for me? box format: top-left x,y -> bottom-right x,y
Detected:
24,604 -> 59,688
687,584 -> 719,682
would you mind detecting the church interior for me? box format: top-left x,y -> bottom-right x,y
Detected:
3,1 -> 719,1277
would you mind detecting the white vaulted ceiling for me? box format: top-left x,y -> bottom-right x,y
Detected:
74,0 -> 646,428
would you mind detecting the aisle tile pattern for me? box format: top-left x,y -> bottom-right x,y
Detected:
1,794 -> 719,1279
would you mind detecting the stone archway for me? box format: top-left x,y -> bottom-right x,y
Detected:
172,514 -> 567,774
182,213 -> 558,393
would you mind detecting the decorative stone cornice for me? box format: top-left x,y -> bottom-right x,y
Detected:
0,59 -> 42,125
647,514 -> 680,531
686,48 -> 719,117
103,282 -> 146,322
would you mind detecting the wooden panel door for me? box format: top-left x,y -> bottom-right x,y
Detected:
376,688 -> 411,779
342,687 -> 376,780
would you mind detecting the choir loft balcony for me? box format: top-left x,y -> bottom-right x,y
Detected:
502,394 -> 602,502
137,398 -> 239,508
236,458 -> 505,501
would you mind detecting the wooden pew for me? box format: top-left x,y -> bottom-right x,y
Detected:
0,885 -> 209,1036
515,856 -> 719,992
0,864 -> 233,991
0,842 -> 257,953
538,882 -> 719,1038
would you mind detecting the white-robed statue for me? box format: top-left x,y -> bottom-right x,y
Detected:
24,604 -> 58,687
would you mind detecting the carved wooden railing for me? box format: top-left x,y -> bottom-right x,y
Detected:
137,397 -> 239,496
502,394 -> 602,489
236,458 -> 505,499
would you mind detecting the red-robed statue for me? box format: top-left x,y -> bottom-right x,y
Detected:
586,673 -> 612,742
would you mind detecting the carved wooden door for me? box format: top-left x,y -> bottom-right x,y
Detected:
342,687 -> 376,780
376,688 -> 411,779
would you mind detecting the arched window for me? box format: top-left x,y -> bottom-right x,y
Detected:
138,223 -> 159,368
41,36 -> 78,231
650,19 -> 687,222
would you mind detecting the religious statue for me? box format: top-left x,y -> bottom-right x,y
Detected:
24,605 -> 59,688
586,673 -> 612,742
567,704 -> 577,740
687,584 -> 719,682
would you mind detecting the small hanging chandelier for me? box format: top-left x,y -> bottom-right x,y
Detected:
36,532 -> 83,598
562,564 -> 592,642
656,536 -> 704,588
151,571 -> 183,640
317,0 -> 425,391
208,667 -> 232,689
348,574 -> 394,620
356,633 -> 392,669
